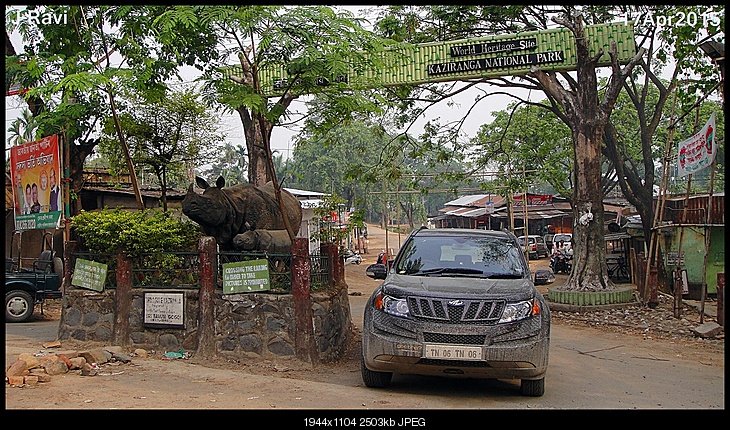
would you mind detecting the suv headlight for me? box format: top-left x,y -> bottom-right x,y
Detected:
373,292 -> 409,317
499,298 -> 541,323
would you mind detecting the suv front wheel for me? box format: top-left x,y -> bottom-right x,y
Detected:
6,290 -> 35,323
361,353 -> 393,388
520,377 -> 545,397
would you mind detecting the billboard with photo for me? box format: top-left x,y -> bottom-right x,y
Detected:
9,134 -> 63,231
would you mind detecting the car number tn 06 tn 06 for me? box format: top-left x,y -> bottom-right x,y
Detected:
424,344 -> 482,360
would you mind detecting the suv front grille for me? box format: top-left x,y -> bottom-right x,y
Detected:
423,332 -> 486,345
408,296 -> 505,325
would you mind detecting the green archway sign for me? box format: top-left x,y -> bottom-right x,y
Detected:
224,22 -> 636,97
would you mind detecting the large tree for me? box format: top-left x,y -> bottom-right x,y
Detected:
153,5 -> 399,240
5,5 -> 218,214
528,10 -> 644,291
373,5 -> 650,291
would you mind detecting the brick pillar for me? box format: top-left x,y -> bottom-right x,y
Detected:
113,253 -> 132,346
196,237 -> 217,359
320,242 -> 343,288
292,237 -> 316,363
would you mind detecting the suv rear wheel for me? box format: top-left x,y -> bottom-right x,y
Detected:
361,353 -> 392,388
520,377 -> 545,397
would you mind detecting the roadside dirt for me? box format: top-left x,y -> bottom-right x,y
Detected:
5,223 -> 724,409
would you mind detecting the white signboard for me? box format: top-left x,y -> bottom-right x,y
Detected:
143,292 -> 185,328
677,113 -> 716,177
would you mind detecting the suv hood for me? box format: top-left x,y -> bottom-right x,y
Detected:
382,273 -> 536,300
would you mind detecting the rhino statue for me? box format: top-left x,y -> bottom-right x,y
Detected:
232,229 -> 292,253
182,176 -> 302,250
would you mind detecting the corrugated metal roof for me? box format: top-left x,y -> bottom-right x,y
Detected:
489,208 -> 568,220
661,193 -> 724,224
444,194 -> 493,207
284,188 -> 327,198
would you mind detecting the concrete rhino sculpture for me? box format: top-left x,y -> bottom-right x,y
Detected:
232,229 -> 292,253
182,176 -> 302,250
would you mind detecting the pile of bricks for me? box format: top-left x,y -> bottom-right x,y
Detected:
5,345 -> 140,387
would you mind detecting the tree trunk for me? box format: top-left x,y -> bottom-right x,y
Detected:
567,126 -> 613,291
69,140 -> 97,215
161,168 -> 168,212
237,106 -> 271,186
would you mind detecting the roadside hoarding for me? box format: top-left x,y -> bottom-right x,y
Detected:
677,113 -> 716,177
9,135 -> 63,231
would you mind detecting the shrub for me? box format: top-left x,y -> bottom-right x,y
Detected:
71,208 -> 202,256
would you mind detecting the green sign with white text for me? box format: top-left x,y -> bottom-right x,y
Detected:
71,258 -> 108,292
222,259 -> 271,294
223,22 -> 636,97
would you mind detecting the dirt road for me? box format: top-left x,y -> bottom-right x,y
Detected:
5,224 -> 724,415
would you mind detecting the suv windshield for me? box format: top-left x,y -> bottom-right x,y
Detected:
394,234 -> 526,278
553,234 -> 572,243
517,237 -> 534,245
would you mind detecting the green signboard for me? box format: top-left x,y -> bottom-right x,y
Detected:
223,22 -> 636,97
222,259 -> 271,294
71,258 -> 108,292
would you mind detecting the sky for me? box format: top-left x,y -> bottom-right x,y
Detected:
4,5 -> 529,163
5,5 -> 709,166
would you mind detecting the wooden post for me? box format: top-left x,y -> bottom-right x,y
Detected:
647,91 -> 678,308
62,240 -> 77,293
196,237 -> 217,359
292,237 -> 316,363
700,159 -> 717,324
717,273 -> 724,327
113,252 -> 132,346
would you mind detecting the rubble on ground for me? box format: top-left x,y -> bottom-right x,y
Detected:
551,292 -> 724,345
5,344 -> 151,388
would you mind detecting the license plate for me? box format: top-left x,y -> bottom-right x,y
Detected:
424,344 -> 482,361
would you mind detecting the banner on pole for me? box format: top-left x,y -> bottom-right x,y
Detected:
9,135 -> 63,231
677,113 -> 716,177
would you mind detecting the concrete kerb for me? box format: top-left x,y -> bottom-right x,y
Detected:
546,299 -> 641,313
546,285 -> 638,312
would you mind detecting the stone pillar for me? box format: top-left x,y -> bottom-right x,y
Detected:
113,253 -> 132,346
196,237 -> 217,359
292,237 -> 316,363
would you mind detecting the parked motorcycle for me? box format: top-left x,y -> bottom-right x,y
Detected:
342,249 -> 362,265
550,253 -> 572,274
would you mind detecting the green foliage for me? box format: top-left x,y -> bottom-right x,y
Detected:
97,89 -> 225,194
289,118 -> 468,225
135,252 -> 198,287
71,208 -> 202,256
202,142 -> 248,185
470,101 -> 573,198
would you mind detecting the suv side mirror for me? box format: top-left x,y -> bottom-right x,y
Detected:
534,269 -> 555,285
365,263 -> 388,280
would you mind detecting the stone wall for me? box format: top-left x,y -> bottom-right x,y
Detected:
57,284 -> 352,363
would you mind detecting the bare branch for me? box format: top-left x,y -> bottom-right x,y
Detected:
529,68 -> 575,121
600,42 -> 646,116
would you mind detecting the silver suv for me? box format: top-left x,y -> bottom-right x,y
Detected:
361,227 -> 550,396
